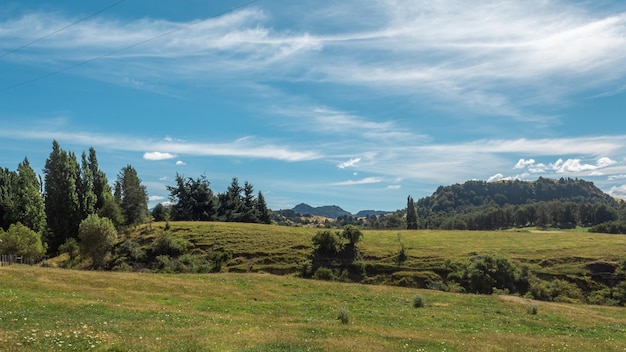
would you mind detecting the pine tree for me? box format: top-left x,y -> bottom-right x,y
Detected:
0,167 -> 18,230
256,191 -> 271,224
114,165 -> 149,226
406,195 -> 418,230
242,181 -> 259,223
218,177 -> 244,222
44,141 -> 81,253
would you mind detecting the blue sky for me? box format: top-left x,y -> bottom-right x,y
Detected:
1,0 -> 626,213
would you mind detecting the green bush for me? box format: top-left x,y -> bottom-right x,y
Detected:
150,233 -> 191,257
527,305 -> 538,315
312,230 -> 342,256
412,294 -> 425,308
78,214 -> 118,269
0,222 -> 46,259
337,307 -> 350,324
313,267 -> 336,281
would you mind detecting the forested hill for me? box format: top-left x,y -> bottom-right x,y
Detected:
413,177 -> 624,231
417,177 -> 617,214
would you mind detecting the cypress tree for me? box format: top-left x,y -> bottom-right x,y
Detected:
256,191 -> 271,224
406,195 -> 418,230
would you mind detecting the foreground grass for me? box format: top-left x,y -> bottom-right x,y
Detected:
2,266 -> 626,351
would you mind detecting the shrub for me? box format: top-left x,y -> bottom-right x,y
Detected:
59,237 -> 80,264
150,233 -> 191,257
527,305 -> 538,315
412,294 -> 425,308
312,230 -> 342,256
313,267 -> 336,281
0,222 -> 46,259
341,225 -> 363,245
78,214 -> 118,269
465,254 -> 521,294
337,307 -> 350,324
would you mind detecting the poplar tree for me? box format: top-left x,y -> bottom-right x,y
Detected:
78,151 -> 97,220
88,147 -> 111,211
44,140 -> 81,253
406,195 -> 418,230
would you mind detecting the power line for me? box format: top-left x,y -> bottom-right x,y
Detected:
0,0 -> 127,59
0,0 -> 260,93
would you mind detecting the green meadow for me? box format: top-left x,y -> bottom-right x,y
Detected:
3,223 -> 626,351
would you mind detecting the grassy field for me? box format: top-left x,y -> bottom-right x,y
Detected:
2,265 -> 626,351
128,222 -> 626,278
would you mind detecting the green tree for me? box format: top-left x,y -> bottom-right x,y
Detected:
0,222 -> 46,258
0,167 -> 18,230
151,203 -> 170,222
87,147 -> 112,211
242,181 -> 260,223
78,151 -> 97,220
78,214 -> 118,269
167,174 -> 217,221
312,230 -> 343,257
44,140 -> 82,253
256,191 -> 272,224
14,158 -> 47,234
218,177 -> 244,222
406,195 -> 418,229
114,165 -> 149,226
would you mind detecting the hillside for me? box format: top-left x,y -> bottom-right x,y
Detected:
3,265 -> 626,351
414,177 -> 624,230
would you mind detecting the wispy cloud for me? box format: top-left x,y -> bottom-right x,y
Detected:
4,1 -> 623,119
0,128 -> 321,162
332,177 -> 383,186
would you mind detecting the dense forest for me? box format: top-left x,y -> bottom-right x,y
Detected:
409,178 -> 626,232
0,141 -> 272,262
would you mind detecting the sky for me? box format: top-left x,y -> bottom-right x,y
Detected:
1,0 -> 626,214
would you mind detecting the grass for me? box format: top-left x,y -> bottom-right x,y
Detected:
2,265 -> 626,351
131,222 -> 626,278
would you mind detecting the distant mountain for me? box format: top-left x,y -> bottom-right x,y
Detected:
292,203 -> 352,219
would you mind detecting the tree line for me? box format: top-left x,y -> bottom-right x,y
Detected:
153,174 -> 271,224
1,140 -> 272,262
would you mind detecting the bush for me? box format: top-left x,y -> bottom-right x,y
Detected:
150,233 -> 191,257
313,267 -> 336,281
59,238 -> 80,266
413,294 -> 425,308
337,307 -> 350,324
527,305 -> 538,315
0,222 -> 46,259
465,254 -> 521,294
78,214 -> 118,269
312,230 -> 342,257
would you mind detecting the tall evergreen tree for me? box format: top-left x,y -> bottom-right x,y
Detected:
218,177 -> 244,222
15,158 -> 46,233
406,195 -> 418,229
256,191 -> 272,224
78,151 -> 97,220
242,181 -> 259,223
114,165 -> 148,226
44,140 -> 81,253
0,167 -> 17,230
88,147 -> 111,211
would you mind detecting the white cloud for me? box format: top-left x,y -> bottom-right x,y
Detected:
487,173 -> 505,183
551,157 -> 616,173
607,184 -> 626,199
149,195 -> 165,201
338,157 -> 361,169
387,185 -> 401,190
514,158 -> 535,169
333,177 -> 383,186
609,174 -> 626,181
176,160 -> 186,166
144,151 -> 177,161
159,176 -> 168,181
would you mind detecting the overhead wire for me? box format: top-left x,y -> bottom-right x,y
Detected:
0,0 -> 127,59
0,0 -> 260,93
